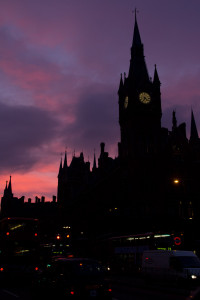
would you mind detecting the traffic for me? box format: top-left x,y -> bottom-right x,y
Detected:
0,217 -> 200,299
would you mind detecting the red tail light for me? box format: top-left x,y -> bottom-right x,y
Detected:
0,267 -> 4,272
35,267 -> 39,271
70,291 -> 75,295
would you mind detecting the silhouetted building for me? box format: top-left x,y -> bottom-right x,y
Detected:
1,176 -> 25,217
57,14 -> 200,238
2,14 -> 200,242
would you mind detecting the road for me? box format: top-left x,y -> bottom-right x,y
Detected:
111,283 -> 189,300
0,286 -> 31,299
0,279 -> 194,300
109,274 -> 194,300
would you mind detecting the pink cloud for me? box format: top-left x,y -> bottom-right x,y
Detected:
0,0 -> 199,202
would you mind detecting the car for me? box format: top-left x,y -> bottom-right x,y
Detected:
32,257 -> 112,299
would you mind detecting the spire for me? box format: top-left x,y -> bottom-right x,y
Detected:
58,157 -> 63,176
118,73 -> 124,95
190,110 -> 199,142
153,64 -> 161,85
6,176 -> 13,198
132,9 -> 142,48
92,150 -> 97,171
63,151 -> 68,169
172,110 -> 177,131
3,181 -> 8,197
128,12 -> 150,85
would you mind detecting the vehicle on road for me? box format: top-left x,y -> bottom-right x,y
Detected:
32,257 -> 112,298
0,217 -> 40,282
142,250 -> 200,281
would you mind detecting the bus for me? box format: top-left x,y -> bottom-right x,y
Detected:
0,217 -> 40,281
93,232 -> 184,274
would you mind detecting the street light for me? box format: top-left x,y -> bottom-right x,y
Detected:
173,179 -> 180,184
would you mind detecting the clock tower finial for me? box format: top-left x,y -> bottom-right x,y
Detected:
133,7 -> 139,21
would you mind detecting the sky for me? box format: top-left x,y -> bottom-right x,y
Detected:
0,0 -> 199,202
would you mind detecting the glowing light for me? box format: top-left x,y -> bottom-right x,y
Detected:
6,232 -> 10,236
127,236 -> 150,241
10,224 -> 23,230
173,179 -> 180,184
154,234 -> 170,238
0,267 -> 4,272
16,249 -> 30,254
70,291 -> 75,295
66,235 -> 70,238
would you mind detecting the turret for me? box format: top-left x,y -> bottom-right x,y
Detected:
190,110 -> 199,143
118,73 -> 124,96
7,176 -> 13,197
172,110 -> 177,131
153,64 -> 161,87
58,157 -> 63,177
63,151 -> 68,169
92,151 -> 97,172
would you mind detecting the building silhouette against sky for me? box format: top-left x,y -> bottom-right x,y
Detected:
57,13 -> 200,238
1,14 -> 200,242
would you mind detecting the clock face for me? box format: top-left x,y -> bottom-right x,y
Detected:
139,92 -> 151,104
124,96 -> 128,108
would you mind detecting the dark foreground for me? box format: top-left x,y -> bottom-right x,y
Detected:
0,274 -> 198,300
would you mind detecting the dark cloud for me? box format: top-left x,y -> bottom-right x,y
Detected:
61,87 -> 120,158
0,0 -> 199,198
0,102 -> 60,171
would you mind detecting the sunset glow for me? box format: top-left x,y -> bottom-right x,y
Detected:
0,0 -> 199,202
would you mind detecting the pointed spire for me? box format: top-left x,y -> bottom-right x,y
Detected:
172,110 -> 177,131
118,73 -> 124,95
63,151 -> 68,169
58,157 -> 63,175
3,181 -> 8,197
92,150 -> 97,171
132,8 -> 142,47
7,176 -> 13,197
128,12 -> 150,84
153,64 -> 161,85
190,109 -> 199,142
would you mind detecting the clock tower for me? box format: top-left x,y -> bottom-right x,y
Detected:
118,14 -> 162,160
